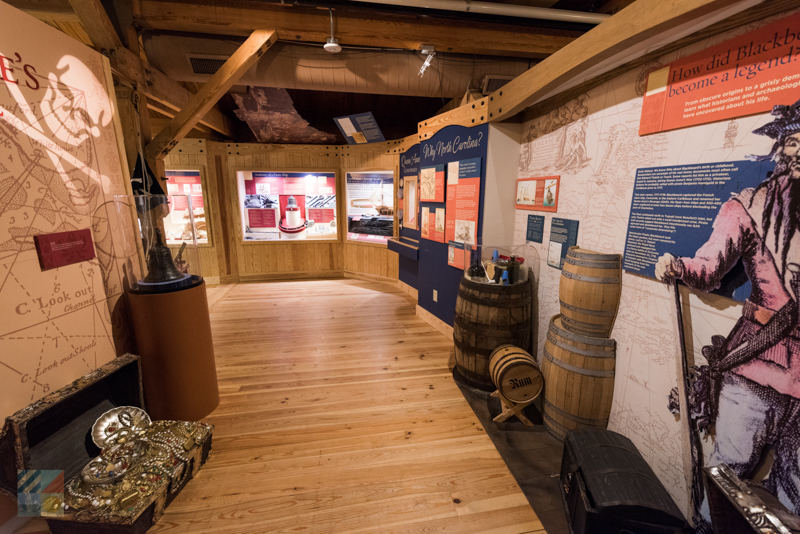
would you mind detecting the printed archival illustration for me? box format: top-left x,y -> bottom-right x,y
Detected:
0,5 -> 139,420
657,100 -> 800,528
513,9 -> 800,522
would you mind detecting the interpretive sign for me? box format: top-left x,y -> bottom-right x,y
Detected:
516,176 -> 560,212
622,160 -> 775,301
526,214 -> 545,244
334,112 -> 386,144
547,218 -> 579,269
446,158 -> 481,268
33,229 -> 96,271
640,12 -> 800,135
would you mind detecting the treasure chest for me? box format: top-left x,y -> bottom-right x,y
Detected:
560,429 -> 688,534
0,353 -> 213,533
704,464 -> 800,533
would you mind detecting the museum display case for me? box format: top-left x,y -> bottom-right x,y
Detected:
345,170 -> 395,244
115,195 -> 204,294
164,169 -> 210,246
236,170 -> 338,241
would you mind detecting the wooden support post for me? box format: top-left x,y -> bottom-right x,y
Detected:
145,29 -> 277,162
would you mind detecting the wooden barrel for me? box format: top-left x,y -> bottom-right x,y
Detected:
559,246 -> 622,338
453,278 -> 532,391
541,315 -> 616,441
489,345 -> 543,403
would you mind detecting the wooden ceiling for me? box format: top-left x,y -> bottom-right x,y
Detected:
8,0 -> 626,144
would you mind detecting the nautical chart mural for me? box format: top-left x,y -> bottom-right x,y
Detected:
0,4 -> 140,420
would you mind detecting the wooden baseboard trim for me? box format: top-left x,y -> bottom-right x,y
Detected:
238,271 -> 345,282
416,305 -> 454,340
398,280 -> 418,301
204,276 -> 221,286
343,271 -> 398,284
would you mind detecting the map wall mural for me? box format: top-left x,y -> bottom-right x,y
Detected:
0,4 -> 140,420
515,8 -> 800,521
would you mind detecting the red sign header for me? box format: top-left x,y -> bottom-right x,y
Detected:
640,12 -> 800,135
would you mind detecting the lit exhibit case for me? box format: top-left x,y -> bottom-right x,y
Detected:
237,171 -> 338,241
165,169 -> 210,245
115,195 -> 204,293
345,171 -> 395,244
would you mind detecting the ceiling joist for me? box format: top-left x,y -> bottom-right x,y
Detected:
146,29 -> 277,160
131,0 -> 582,58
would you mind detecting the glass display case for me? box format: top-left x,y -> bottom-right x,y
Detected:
165,169 -> 210,245
237,171 -> 338,241
115,194 -> 204,293
456,239 -> 540,286
345,170 -> 395,244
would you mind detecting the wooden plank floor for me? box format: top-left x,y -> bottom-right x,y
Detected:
19,279 -> 545,534
153,278 -> 545,533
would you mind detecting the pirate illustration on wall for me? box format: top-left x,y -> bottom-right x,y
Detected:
656,99 -> 800,523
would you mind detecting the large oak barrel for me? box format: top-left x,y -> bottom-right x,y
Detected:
559,246 -> 622,338
453,278 -> 532,390
489,345 -> 543,403
542,315 -> 616,441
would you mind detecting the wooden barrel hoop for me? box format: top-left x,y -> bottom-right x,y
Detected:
453,278 -> 532,391
559,246 -> 622,338
542,315 -> 616,441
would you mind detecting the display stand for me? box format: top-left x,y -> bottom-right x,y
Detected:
490,390 -> 535,426
127,281 -> 219,421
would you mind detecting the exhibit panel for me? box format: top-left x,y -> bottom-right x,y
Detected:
344,170 -> 395,244
164,140 -> 223,282
513,6 -> 800,522
236,170 -> 338,242
164,169 -> 211,246
0,3 -> 140,421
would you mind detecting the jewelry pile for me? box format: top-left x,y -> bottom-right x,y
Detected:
63,407 -> 212,523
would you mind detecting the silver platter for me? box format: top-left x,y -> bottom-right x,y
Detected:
91,406 -> 151,449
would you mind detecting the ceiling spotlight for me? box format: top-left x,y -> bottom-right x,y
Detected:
324,9 -> 342,53
419,45 -> 435,77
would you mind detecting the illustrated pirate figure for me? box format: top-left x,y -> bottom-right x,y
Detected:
656,99 -> 800,511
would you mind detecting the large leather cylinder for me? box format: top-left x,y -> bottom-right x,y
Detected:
127,281 -> 219,421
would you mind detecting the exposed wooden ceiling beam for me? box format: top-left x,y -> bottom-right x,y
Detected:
111,47 -> 234,138
418,0 -> 760,137
4,0 -> 77,21
131,0 -> 582,58
9,0 -> 234,138
66,0 -> 122,51
146,29 -> 277,160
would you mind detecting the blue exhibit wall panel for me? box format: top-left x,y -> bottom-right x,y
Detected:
399,145 -> 420,289
417,124 -> 489,326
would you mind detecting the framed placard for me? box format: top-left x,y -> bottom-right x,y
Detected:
516,176 -> 560,212
420,164 -> 445,203
403,174 -> 418,230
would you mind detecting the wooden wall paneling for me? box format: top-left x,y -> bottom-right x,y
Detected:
222,143 -> 344,279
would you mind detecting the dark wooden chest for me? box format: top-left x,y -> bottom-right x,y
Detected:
0,354 -> 213,533
560,428 -> 688,534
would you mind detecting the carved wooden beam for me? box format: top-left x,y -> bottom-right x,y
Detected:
145,29 -> 277,160
66,0 -> 122,51
418,0 -> 759,138
131,0 -> 582,59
